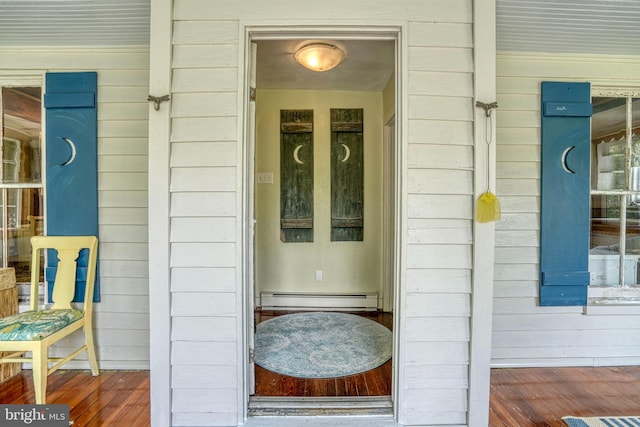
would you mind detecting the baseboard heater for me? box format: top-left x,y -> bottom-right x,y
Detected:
260,292 -> 378,311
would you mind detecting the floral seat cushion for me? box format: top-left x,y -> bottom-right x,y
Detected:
0,310 -> 84,341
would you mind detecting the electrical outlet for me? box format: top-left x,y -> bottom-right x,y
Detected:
315,270 -> 323,282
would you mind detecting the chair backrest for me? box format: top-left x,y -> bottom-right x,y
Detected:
29,236 -> 98,311
27,215 -> 44,236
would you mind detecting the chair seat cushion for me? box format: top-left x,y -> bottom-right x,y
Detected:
0,309 -> 84,341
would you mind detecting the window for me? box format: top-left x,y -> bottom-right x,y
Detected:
0,86 -> 44,284
590,89 -> 640,288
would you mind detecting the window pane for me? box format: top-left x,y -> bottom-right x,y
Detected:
592,97 -> 628,191
591,194 -> 622,252
1,87 -> 42,184
2,188 -> 44,283
623,198 -> 640,285
631,99 -> 640,204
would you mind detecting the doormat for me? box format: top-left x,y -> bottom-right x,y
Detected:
254,312 -> 392,378
563,416 -> 640,426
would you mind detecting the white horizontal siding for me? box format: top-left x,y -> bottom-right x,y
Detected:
406,269 -> 471,294
170,267 -> 236,293
169,15 -> 242,427
407,195 -> 473,220
99,190 -> 148,208
167,1 -> 477,425
407,219 -> 472,245
170,142 -> 237,167
494,52 -> 640,368
171,117 -> 237,142
170,193 -> 236,217
408,120 -> 473,145
400,14 -> 474,426
171,167 -> 236,192
0,47 -> 150,369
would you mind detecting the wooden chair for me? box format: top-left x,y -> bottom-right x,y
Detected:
28,215 -> 45,236
0,235 -> 99,403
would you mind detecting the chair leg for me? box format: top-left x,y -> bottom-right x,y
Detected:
85,325 -> 99,376
32,345 -> 48,404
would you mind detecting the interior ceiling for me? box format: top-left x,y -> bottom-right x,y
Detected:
256,40 -> 395,92
0,1 -> 639,90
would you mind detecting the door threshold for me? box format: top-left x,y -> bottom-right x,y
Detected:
248,396 -> 393,416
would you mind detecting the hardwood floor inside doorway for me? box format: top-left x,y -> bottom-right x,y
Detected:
254,310 -> 393,397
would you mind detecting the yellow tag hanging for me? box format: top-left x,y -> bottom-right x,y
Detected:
476,191 -> 501,223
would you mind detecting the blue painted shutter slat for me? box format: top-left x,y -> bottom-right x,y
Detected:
540,81 -> 592,306
44,72 -> 99,303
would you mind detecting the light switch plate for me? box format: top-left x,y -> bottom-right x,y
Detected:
257,172 -> 273,184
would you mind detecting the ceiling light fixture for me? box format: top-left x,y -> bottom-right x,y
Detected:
294,43 -> 345,72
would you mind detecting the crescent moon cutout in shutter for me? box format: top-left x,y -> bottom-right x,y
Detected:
341,144 -> 350,163
293,144 -> 304,164
561,146 -> 575,174
61,137 -> 77,166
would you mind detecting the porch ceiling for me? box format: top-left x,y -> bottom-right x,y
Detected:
497,0 -> 640,56
0,0 -> 638,90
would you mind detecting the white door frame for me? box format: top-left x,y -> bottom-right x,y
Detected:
240,24 -> 405,420
382,115 -> 396,314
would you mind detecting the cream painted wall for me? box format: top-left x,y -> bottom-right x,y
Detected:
255,89 -> 384,298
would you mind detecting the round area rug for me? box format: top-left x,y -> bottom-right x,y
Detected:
254,311 -> 392,378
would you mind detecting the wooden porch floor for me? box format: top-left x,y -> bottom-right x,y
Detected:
0,370 -> 149,426
490,366 -> 640,426
0,366 -> 638,426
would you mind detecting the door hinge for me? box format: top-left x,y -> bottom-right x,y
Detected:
250,87 -> 256,102
249,347 -> 254,364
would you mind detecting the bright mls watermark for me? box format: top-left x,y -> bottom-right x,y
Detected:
0,405 -> 69,426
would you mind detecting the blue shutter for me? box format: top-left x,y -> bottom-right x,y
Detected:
44,72 -> 99,302
540,81 -> 592,306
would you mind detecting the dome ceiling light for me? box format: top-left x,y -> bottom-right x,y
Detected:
294,43 -> 345,72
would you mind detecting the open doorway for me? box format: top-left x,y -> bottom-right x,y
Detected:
246,32 -> 399,412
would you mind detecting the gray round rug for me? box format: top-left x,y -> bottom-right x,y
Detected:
254,311 -> 392,378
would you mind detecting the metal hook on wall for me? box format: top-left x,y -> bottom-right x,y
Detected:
475,101 -> 498,117
147,94 -> 170,111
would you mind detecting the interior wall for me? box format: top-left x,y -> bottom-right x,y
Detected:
255,89 -> 384,299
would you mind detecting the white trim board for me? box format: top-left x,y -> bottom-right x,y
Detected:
469,0 -> 498,426
147,0 -> 172,425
